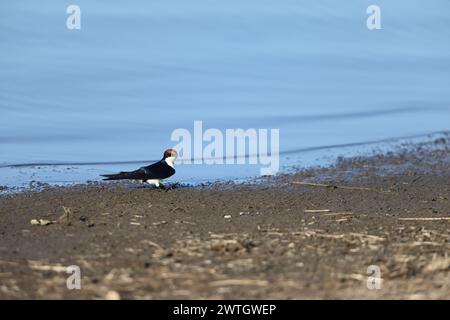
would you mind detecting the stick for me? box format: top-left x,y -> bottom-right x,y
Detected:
289,181 -> 389,193
398,217 -> 450,221
209,279 -> 269,287
141,239 -> 163,250
323,212 -> 353,216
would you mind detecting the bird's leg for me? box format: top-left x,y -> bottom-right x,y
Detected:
164,182 -> 181,192
158,182 -> 166,190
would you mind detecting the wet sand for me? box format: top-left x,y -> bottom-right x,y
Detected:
0,137 -> 449,299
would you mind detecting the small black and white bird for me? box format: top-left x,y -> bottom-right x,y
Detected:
101,149 -> 177,188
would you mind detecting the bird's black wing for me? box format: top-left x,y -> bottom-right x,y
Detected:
141,160 -> 175,180
101,167 -> 150,181
101,160 -> 175,181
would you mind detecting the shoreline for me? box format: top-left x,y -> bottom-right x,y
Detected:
0,138 -> 449,299
1,131 -> 449,193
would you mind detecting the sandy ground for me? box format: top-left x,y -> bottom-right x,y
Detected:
0,138 -> 449,299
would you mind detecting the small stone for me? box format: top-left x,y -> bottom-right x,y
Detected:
105,290 -> 121,300
30,219 -> 52,226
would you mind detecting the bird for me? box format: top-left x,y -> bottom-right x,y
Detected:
100,149 -> 177,188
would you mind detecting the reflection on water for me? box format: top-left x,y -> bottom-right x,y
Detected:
0,0 -> 449,186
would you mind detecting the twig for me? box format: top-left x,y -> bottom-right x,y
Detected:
28,261 -> 67,272
209,279 -> 268,287
53,206 -> 73,225
394,241 -> 442,247
141,239 -> 164,250
323,212 -> 353,216
175,220 -> 197,225
290,181 -> 389,193
398,217 -> 450,221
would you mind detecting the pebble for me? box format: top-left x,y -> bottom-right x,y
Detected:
105,290 -> 121,300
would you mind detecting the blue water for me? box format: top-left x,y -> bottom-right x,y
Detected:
1,0 -> 450,187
